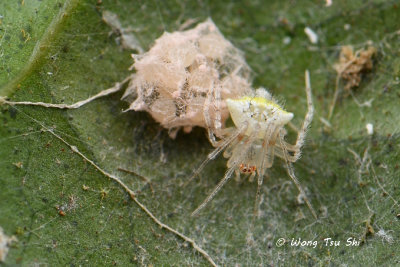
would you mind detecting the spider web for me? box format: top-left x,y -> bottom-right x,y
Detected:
1,0 -> 400,265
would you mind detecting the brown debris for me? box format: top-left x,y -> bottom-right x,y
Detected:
334,46 -> 377,91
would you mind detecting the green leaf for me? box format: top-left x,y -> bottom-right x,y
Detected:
1,0 -> 399,265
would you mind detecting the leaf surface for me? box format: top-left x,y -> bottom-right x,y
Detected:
1,0 -> 399,265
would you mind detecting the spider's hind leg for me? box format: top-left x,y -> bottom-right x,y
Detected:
279,132 -> 317,219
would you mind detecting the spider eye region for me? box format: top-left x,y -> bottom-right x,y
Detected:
226,94 -> 294,137
239,164 -> 257,174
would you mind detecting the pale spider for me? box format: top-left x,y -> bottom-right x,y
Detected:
190,70 -> 317,218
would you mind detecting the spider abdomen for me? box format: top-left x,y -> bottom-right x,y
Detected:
226,89 -> 294,139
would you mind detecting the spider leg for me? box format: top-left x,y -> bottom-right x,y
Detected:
184,122 -> 248,187
253,127 -> 276,218
203,82 -> 219,146
287,121 -> 300,132
253,147 -> 267,218
213,83 -> 223,137
234,169 -> 241,182
279,132 -> 317,219
191,129 -> 258,216
191,166 -> 236,216
274,146 -> 297,162
253,173 -> 263,218
0,76 -> 131,109
291,70 -> 314,161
